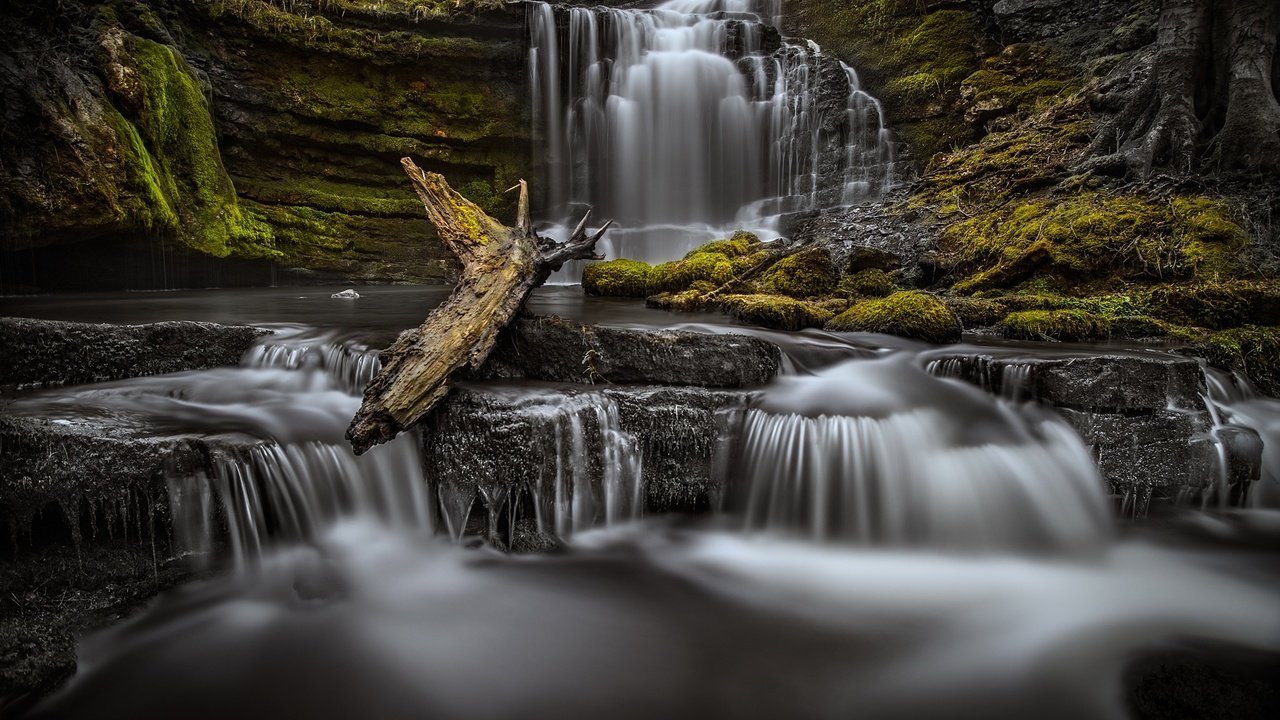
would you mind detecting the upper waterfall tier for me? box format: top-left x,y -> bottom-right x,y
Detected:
527,0 -> 894,260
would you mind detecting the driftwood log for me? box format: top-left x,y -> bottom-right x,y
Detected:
346,158 -> 612,454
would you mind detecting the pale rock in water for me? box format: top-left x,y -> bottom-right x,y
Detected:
331,288 -> 360,299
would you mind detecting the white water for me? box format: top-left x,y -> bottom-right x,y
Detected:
528,0 -> 894,265
727,357 -> 1111,553
13,326 -> 1280,718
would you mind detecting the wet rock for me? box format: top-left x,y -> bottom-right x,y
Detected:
0,318 -> 269,389
423,384 -> 747,523
927,350 -> 1231,512
927,352 -> 1206,412
477,315 -> 781,387
1057,409 -> 1217,515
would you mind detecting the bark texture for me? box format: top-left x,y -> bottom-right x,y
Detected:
1085,0 -> 1279,177
346,158 -> 610,454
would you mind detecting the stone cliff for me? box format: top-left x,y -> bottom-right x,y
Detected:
0,0 -> 529,291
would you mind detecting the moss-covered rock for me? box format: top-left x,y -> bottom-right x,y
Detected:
1140,280 -> 1280,330
720,294 -> 834,331
759,248 -> 838,298
838,268 -> 896,298
1000,309 -> 1112,342
942,194 -> 1249,293
947,297 -> 1008,328
583,259 -> 654,298
648,234 -> 767,294
1193,326 -> 1280,397
826,291 -> 962,343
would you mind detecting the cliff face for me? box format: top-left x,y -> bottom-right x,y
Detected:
0,0 -> 529,291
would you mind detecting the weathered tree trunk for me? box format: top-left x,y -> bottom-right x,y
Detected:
1084,0 -> 1280,177
346,158 -> 611,454
1205,0 -> 1280,171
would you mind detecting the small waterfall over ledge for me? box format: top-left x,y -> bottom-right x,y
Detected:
527,0 -> 895,264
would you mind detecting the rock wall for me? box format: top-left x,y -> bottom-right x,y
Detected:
0,0 -> 530,291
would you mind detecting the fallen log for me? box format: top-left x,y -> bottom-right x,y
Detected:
346,158 -> 612,454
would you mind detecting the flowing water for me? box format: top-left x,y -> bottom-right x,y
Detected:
6,294 -> 1280,718
528,0 -> 895,267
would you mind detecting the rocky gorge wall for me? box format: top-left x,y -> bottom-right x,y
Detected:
0,0 -> 530,292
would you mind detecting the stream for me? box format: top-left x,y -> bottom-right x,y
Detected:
4,285 -> 1280,719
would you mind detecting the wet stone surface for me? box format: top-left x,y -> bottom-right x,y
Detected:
0,318 -> 269,389
476,315 -> 781,388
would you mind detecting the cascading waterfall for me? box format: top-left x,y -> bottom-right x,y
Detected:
427,389 -> 646,542
1202,367 -> 1279,508
528,0 -> 894,264
723,356 -> 1112,554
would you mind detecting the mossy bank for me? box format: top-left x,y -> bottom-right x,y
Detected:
0,0 -> 529,291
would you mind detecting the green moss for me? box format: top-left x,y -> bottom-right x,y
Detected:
839,268 -> 896,298
647,289 -> 713,313
1171,197 -> 1249,279
648,235 -> 765,294
883,11 -> 979,104
1139,280 -> 1280,330
582,259 -> 654,298
942,193 -> 1251,293
947,297 -> 1007,328
759,248 -> 837,298
107,34 -> 278,258
1000,310 -> 1111,342
826,291 -> 962,343
720,294 -> 834,331
210,1 -> 518,64
1195,326 -> 1280,396
685,231 -> 762,259
958,45 -> 1080,129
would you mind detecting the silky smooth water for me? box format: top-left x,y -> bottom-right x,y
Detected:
529,0 -> 894,265
8,303 -> 1280,718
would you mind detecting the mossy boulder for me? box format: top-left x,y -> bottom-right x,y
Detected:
759,248 -> 838,298
838,268 -> 896,298
583,259 -> 654,298
649,233 -> 766,294
1000,309 -> 1112,342
947,297 -> 1008,328
720,295 -> 834,331
826,291 -> 962,343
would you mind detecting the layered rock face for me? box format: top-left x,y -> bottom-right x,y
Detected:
0,0 -> 529,291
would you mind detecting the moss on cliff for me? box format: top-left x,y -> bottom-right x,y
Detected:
102,32 -> 278,258
1194,326 -> 1280,397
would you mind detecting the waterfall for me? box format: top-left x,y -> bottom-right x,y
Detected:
527,0 -> 894,264
426,389 -> 646,543
723,356 -> 1113,554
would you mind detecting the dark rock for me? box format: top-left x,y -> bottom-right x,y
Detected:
0,318 -> 269,389
787,199 -> 939,287
423,384 -> 748,524
477,315 -> 782,388
927,351 -> 1206,412
1057,409 -> 1217,515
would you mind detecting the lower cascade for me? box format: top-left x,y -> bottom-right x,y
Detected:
8,320 -> 1280,719
725,358 -> 1111,553
528,0 -> 894,263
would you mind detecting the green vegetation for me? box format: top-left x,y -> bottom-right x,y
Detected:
838,268 -> 896,298
1195,326 -> 1280,396
1000,309 -> 1111,342
940,194 -> 1248,293
721,294 -> 835,331
583,259 -> 653,298
827,291 -> 962,344
108,34 -> 278,257
759,248 -> 838,298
